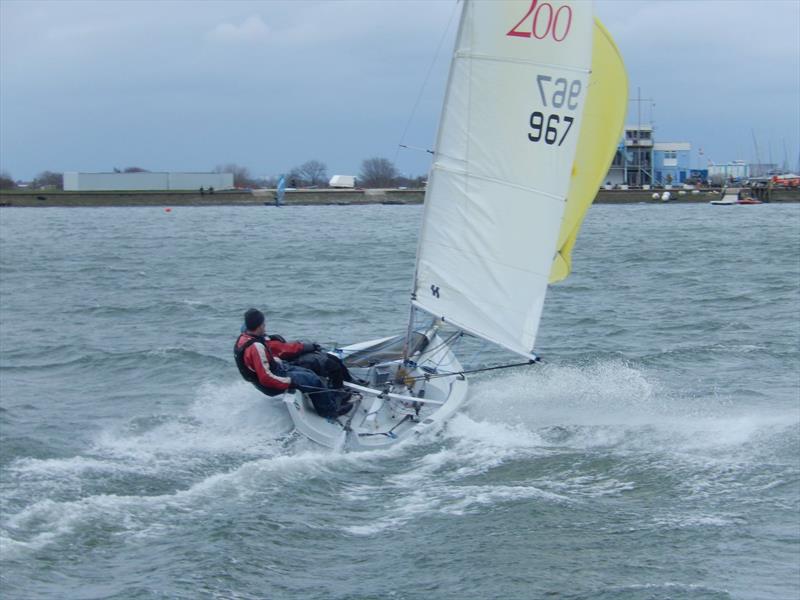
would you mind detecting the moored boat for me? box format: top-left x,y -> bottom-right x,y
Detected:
710,187 -> 739,205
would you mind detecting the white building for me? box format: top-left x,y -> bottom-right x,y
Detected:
63,172 -> 234,191
605,125 -> 655,186
329,175 -> 356,188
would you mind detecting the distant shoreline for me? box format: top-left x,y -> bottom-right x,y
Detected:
1,187 -> 798,207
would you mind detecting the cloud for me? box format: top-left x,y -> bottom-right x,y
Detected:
1,0 -> 797,179
207,15 -> 269,44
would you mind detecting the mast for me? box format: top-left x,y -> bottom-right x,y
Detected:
752,129 -> 763,177
402,2 -> 469,362
782,139 -> 789,172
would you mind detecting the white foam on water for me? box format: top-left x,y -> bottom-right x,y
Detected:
466,360 -> 663,429
458,360 -> 799,458
341,416 -> 568,537
6,456 -> 145,478
352,359 -> 799,523
535,474 -> 638,498
609,582 -> 729,594
381,413 -> 553,493
339,364 -> 665,536
97,381 -> 294,460
1,443 -> 365,557
436,484 -> 569,516
4,360 -> 796,551
4,374 -> 458,553
1,382 -> 349,555
3,381 -> 296,509
650,513 -> 743,530
342,478 -> 569,537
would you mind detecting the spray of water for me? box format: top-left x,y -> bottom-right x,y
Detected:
2,361 -> 796,552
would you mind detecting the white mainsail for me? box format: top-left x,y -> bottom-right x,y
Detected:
412,0 -> 594,358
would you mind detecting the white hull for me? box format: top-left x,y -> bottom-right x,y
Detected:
711,188 -> 739,205
281,333 -> 468,450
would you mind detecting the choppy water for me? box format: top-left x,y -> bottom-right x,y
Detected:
0,204 -> 798,600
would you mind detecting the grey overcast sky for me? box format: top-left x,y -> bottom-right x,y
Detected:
1,0 -> 798,181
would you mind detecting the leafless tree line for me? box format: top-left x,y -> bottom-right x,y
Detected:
223,157 -> 425,189
0,157 -> 427,191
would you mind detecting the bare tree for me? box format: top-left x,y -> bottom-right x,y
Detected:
360,157 -> 398,188
295,160 -> 328,187
31,171 -> 63,190
0,171 -> 15,190
215,163 -> 253,188
286,161 -> 327,188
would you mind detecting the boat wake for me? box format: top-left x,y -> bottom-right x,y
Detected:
0,381 -> 299,556
463,359 -> 797,453
338,359 -> 798,536
2,361 -> 796,556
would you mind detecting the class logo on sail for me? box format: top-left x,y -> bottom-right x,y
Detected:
507,0 -> 574,42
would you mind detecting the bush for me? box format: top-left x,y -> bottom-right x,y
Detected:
0,171 -> 15,190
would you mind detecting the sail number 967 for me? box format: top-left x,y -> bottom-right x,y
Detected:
528,75 -> 582,146
529,112 -> 573,145
537,75 -> 581,109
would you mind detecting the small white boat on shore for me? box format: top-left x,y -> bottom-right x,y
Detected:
710,187 -> 739,205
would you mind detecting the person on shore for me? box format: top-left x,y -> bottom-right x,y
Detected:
234,308 -> 353,418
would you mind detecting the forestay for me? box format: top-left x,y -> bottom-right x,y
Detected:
412,0 -> 594,358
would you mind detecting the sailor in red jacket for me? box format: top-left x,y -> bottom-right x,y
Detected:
234,308 -> 350,418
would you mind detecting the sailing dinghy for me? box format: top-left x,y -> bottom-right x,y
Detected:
281,0 -> 627,450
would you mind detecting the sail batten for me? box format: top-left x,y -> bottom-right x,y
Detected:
412,0 -> 596,359
455,51 -> 593,73
429,165 -> 570,201
417,239 -> 557,277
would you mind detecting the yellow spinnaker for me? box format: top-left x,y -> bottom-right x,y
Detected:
549,18 -> 628,283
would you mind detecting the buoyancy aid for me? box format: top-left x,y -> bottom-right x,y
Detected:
234,334 -> 286,397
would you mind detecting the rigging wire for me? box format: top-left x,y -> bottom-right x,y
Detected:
393,1 -> 460,166
398,144 -> 434,155
405,358 -> 543,384
293,358 -> 540,393
413,329 -> 463,366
